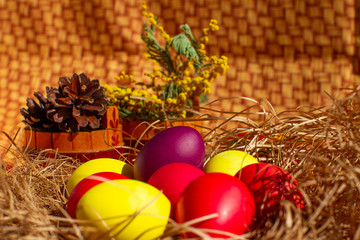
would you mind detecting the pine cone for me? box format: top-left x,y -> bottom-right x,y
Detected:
46,73 -> 107,132
20,91 -> 56,130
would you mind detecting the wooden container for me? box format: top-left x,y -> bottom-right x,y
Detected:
23,106 -> 124,162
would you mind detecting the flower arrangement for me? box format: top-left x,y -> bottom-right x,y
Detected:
104,1 -> 229,121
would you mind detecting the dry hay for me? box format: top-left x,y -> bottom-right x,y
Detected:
1,88 -> 360,240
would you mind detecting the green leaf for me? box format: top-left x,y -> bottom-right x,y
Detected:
179,24 -> 196,43
118,111 -> 129,117
199,94 -> 209,104
162,84 -> 169,99
141,26 -> 175,75
170,33 -> 199,63
120,108 -> 132,115
168,82 -> 175,99
186,98 -> 193,107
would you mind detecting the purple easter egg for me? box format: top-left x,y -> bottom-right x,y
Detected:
134,126 -> 205,182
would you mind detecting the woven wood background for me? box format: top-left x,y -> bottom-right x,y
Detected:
0,0 -> 359,148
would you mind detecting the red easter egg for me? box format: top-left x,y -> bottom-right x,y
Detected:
236,163 -> 304,216
66,172 -> 129,218
148,163 -> 205,217
175,173 -> 255,238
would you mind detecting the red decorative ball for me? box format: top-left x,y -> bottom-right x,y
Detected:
236,163 -> 304,216
148,162 -> 205,217
175,173 -> 255,238
66,172 -> 129,218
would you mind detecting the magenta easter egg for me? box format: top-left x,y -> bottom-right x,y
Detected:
134,126 -> 205,182
175,173 -> 255,238
148,163 -> 205,217
236,163 -> 304,215
66,172 -> 129,218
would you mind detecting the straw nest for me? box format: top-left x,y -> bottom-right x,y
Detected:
1,87 -> 360,240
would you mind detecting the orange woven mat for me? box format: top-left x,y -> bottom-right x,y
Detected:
1,0 -> 359,148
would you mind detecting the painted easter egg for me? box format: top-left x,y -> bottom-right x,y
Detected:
76,179 -> 171,239
66,172 -> 129,218
148,162 -> 205,217
67,158 -> 133,194
236,163 -> 304,215
175,173 -> 255,238
203,150 -> 258,176
134,126 -> 205,182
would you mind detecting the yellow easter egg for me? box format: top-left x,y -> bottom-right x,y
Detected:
76,179 -> 171,240
203,150 -> 258,176
67,158 -> 133,194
